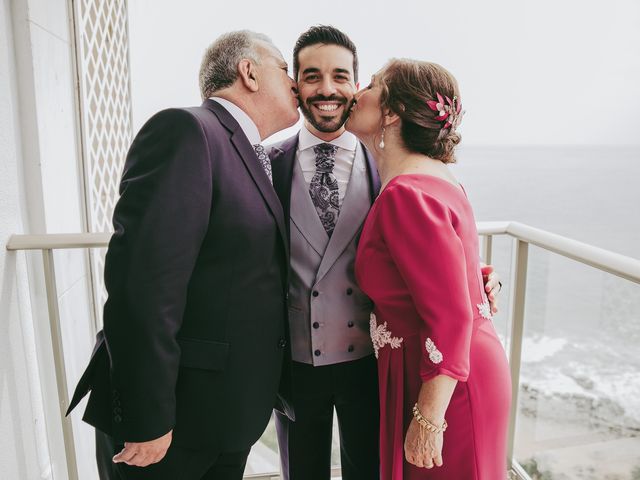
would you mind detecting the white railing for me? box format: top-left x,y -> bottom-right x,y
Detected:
6,221 -> 640,480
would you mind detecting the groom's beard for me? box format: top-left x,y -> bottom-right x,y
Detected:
299,95 -> 353,133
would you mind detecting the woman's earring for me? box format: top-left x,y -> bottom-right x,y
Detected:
379,127 -> 385,149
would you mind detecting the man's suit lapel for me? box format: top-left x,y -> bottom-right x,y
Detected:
204,100 -> 289,257
290,156 -> 330,256
364,146 -> 381,201
270,135 -> 298,235
315,144 -> 377,283
272,134 -> 330,257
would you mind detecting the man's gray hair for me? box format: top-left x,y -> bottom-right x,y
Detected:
199,30 -> 273,100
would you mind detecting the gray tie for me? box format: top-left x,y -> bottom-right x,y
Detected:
309,143 -> 340,237
253,144 -> 273,184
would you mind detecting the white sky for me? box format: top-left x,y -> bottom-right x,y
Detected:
128,0 -> 640,146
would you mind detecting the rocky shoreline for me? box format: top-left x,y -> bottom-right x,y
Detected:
515,383 -> 640,480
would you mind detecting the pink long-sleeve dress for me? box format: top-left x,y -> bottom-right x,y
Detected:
355,174 -> 511,480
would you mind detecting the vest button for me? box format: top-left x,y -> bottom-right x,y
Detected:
278,338 -> 287,348
348,345 -> 355,353
313,322 -> 320,329
346,288 -> 353,295
347,321 -> 354,328
314,349 -> 321,356
312,291 -> 319,297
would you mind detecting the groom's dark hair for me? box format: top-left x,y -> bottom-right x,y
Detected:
293,25 -> 359,83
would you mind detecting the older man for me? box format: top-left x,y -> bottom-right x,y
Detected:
67,31 -> 299,480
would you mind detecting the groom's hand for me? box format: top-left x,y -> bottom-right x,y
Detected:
113,429 -> 173,467
481,264 -> 501,314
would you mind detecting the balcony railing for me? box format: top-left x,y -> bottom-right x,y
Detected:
7,221 -> 640,480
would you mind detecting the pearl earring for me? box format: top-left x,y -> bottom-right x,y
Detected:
379,127 -> 385,149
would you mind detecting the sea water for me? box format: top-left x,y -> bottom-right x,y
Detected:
455,146 -> 640,479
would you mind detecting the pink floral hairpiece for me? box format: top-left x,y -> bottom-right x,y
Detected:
426,93 -> 464,130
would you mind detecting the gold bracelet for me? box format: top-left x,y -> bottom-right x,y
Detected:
412,403 -> 447,434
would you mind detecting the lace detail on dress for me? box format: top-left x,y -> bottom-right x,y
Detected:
369,313 -> 403,359
477,301 -> 493,320
424,338 -> 443,364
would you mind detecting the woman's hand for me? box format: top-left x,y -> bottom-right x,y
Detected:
404,417 -> 443,469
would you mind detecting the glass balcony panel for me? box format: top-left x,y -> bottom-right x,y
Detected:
483,234 -> 513,347
513,246 -> 640,479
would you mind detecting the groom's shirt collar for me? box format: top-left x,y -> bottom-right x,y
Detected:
209,96 -> 261,145
298,123 -> 357,152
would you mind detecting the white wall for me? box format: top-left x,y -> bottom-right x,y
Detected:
127,0 -> 640,145
0,1 -> 48,478
1,0 -> 98,478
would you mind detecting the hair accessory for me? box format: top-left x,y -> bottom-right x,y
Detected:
427,93 -> 464,130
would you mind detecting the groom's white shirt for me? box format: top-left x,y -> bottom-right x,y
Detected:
296,124 -> 358,204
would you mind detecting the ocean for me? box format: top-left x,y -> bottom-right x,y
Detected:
453,146 -> 640,259
453,146 -> 640,479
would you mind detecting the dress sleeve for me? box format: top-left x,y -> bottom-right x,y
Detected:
377,183 -> 473,382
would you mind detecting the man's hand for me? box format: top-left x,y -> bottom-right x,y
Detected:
113,430 -> 173,467
481,265 -> 501,314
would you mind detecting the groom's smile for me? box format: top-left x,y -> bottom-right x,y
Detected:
306,94 -> 349,123
316,103 -> 339,112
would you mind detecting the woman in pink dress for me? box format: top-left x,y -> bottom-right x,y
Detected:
346,59 -> 511,479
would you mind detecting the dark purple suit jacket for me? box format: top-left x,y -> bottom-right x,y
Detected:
68,100 -> 293,452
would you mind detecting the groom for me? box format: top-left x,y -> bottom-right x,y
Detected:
270,25 -> 502,480
67,31 -> 299,479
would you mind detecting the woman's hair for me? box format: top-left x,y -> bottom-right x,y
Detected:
379,59 -> 462,163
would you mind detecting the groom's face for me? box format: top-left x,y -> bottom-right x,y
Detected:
296,44 -> 358,134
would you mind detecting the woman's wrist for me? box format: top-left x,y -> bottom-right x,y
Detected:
415,399 -> 446,423
412,403 -> 447,433
416,374 -> 457,422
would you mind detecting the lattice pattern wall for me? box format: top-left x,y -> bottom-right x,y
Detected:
73,0 -> 132,321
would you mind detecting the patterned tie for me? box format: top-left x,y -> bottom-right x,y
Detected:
309,143 -> 340,237
253,144 -> 273,184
